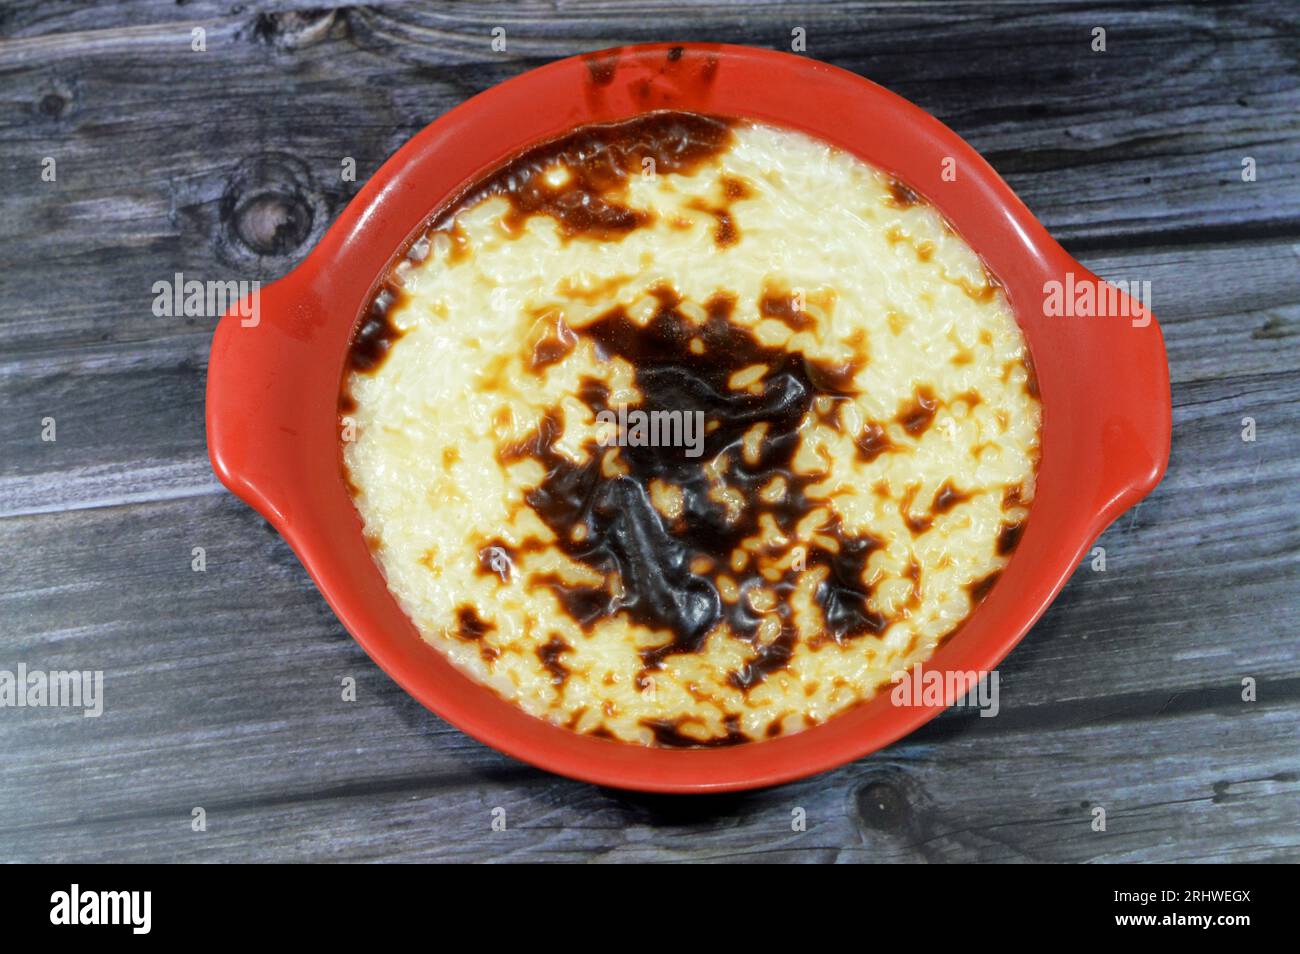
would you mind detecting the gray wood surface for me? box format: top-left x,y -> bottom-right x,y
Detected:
1,0 -> 1297,863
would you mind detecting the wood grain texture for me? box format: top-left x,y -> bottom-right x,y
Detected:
1,0 -> 1297,863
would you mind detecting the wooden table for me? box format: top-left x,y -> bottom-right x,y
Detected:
2,1 -> 1296,863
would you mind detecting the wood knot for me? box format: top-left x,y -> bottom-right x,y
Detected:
231,190 -> 312,257
35,79 -> 75,120
249,10 -> 340,50
854,779 -> 913,833
217,153 -> 324,263
39,93 -> 68,118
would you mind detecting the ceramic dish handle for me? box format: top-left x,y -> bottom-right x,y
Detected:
1054,261 -> 1172,529
206,278 -> 325,529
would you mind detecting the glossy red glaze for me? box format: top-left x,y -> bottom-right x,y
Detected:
206,44 -> 1171,792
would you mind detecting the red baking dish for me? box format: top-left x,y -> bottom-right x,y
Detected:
206,43 -> 1170,792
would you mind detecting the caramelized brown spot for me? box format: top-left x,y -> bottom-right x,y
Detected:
442,447 -> 460,466
529,318 -> 577,370
997,520 -> 1025,555
497,409 -> 562,465
536,635 -> 572,687
348,285 -> 405,374
1023,352 -> 1040,398
686,198 -> 739,248
435,220 -> 471,264
897,386 -> 938,436
480,353 -> 512,393
531,572 -> 609,629
727,631 -> 795,692
441,112 -> 734,242
643,714 -> 747,748
759,284 -> 814,331
720,174 -> 752,200
904,557 -> 922,611
712,208 -> 738,247
931,480 -> 969,515
455,606 -> 493,640
968,571 -> 1001,605
901,485 -> 932,534
854,421 -> 893,463
886,177 -> 921,208
954,266 -> 1003,304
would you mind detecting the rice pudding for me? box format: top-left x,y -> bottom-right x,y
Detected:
341,112 -> 1041,746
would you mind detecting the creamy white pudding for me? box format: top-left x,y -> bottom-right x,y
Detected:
341,112 -> 1041,746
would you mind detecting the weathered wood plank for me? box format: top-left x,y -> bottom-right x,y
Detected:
2,666 -> 1294,862
1,1 -> 1295,354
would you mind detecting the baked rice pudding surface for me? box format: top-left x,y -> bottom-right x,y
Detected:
342,113 -> 1041,746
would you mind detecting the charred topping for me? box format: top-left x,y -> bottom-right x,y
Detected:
340,111 -> 736,403
536,635 -> 573,687
434,111 -> 734,243
1023,350 -> 1041,398
685,174 -> 753,249
886,177 -> 921,209
501,287 -> 880,692
997,520 -> 1025,555
455,606 -> 493,640
853,422 -> 893,463
932,480 -> 970,515
642,714 -> 748,747
348,285 -> 406,373
897,385 -> 939,436
1003,483 -> 1025,508
967,571 -> 1002,605
529,317 -> 578,370
759,286 -> 815,332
